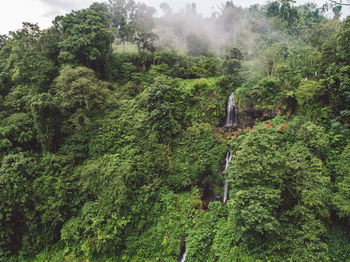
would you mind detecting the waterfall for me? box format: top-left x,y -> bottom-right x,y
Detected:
223,150 -> 232,204
179,246 -> 187,262
225,92 -> 238,128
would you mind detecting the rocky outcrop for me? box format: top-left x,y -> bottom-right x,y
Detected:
234,108 -> 284,130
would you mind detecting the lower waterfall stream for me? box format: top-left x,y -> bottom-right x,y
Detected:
179,247 -> 187,262
223,150 -> 232,204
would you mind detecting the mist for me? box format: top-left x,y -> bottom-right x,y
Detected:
153,2 -> 283,57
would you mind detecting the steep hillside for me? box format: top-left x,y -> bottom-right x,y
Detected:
0,1 -> 350,261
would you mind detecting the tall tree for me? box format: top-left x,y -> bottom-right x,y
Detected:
54,66 -> 110,133
133,3 -> 158,55
321,18 -> 350,123
56,3 -> 113,76
108,0 -> 137,52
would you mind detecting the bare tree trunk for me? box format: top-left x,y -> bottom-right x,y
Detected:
122,37 -> 126,52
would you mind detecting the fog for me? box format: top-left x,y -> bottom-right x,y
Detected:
143,0 -> 330,17
153,2 -> 284,56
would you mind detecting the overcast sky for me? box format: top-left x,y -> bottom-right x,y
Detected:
0,0 -> 348,35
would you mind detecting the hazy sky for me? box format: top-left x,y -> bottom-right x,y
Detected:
0,0 -> 347,34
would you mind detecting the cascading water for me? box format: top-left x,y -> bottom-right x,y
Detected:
223,150 -> 232,204
179,246 -> 187,262
178,92 -> 237,260
225,92 -> 238,128
221,91 -> 237,203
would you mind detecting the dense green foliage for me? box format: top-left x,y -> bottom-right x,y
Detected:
0,1 -> 350,261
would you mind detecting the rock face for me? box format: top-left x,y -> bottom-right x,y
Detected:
221,92 -> 285,131
235,108 -> 284,130
262,109 -> 282,120
200,184 -> 221,210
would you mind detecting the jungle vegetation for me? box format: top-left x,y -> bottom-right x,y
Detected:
0,0 -> 350,261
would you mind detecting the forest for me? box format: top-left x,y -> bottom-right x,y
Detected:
0,0 -> 350,261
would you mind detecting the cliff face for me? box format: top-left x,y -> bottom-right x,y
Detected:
237,108 -> 285,129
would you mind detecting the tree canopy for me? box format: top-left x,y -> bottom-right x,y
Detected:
0,1 -> 350,261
